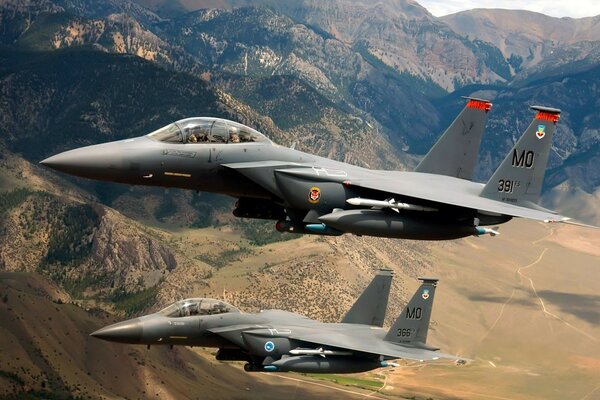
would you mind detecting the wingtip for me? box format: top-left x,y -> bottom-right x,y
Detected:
530,105 -> 561,114
561,219 -> 600,230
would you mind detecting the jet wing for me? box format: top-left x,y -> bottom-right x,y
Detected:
275,167 -> 569,222
351,173 -> 570,222
346,172 -> 570,223
288,328 -> 464,362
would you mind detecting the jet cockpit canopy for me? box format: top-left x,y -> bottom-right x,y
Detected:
147,118 -> 270,144
158,298 -> 241,318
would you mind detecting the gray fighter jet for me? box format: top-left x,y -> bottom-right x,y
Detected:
91,271 -> 465,373
41,98 -> 586,240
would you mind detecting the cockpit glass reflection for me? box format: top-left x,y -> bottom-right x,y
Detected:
158,298 -> 240,318
148,118 -> 269,144
147,123 -> 183,143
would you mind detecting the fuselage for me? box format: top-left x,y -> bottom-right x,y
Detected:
42,132 -> 364,196
91,277 -> 463,374
41,117 -> 515,240
91,303 -> 391,373
94,308 -> 387,347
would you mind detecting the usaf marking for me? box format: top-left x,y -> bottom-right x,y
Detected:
312,166 -> 348,177
406,307 -> 422,320
497,179 -> 520,193
163,149 -> 197,158
512,149 -> 535,168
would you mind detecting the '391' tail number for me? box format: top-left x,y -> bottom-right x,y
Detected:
498,179 -> 519,193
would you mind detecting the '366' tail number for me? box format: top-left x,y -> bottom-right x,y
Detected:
397,328 -> 413,337
498,179 -> 519,193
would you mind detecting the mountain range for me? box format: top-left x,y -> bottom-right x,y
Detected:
1,0 -> 600,398
2,0 -> 600,217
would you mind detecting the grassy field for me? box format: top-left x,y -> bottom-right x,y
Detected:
303,373 -> 384,390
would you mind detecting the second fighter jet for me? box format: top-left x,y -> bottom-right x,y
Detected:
91,270 -> 466,373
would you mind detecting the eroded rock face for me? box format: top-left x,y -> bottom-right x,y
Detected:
91,208 -> 177,288
0,0 -> 63,44
262,0 -> 510,91
51,13 -> 174,64
442,9 -> 600,76
0,186 -> 212,307
62,204 -> 212,298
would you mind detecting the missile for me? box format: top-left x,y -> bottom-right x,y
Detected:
276,220 -> 343,236
304,223 -> 343,235
380,361 -> 399,368
347,197 -> 437,212
473,226 -> 500,237
289,348 -> 353,357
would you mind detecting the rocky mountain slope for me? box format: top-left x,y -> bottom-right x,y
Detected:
4,0 -> 600,200
0,2 -> 599,398
0,149 -> 216,314
0,272 -> 351,399
137,0 -> 516,91
256,0 -> 513,91
1,1 -> 439,151
0,46 -> 400,169
441,9 -> 600,80
146,0 -> 600,87
126,0 -> 600,203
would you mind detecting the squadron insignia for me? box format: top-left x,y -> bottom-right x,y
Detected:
264,341 -> 275,352
308,187 -> 321,204
536,124 -> 546,139
422,289 -> 430,300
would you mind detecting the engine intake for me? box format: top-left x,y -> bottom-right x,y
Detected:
233,198 -> 286,220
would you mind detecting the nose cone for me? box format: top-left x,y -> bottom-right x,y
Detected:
40,141 -> 125,180
90,318 -> 143,344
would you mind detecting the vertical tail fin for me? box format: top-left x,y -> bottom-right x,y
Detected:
341,269 -> 393,327
480,106 -> 561,207
415,97 -> 492,180
384,278 -> 438,348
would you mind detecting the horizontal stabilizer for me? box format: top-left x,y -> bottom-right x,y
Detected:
288,327 -> 467,362
557,219 -> 599,229
344,171 -> 570,222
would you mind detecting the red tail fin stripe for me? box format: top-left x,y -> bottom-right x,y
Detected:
535,111 -> 560,123
466,100 -> 492,112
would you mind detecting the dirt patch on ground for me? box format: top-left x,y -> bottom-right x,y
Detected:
543,225 -> 600,257
570,355 -> 600,373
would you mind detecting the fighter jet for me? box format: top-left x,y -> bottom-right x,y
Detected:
91,270 -> 466,373
41,97 -> 585,240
